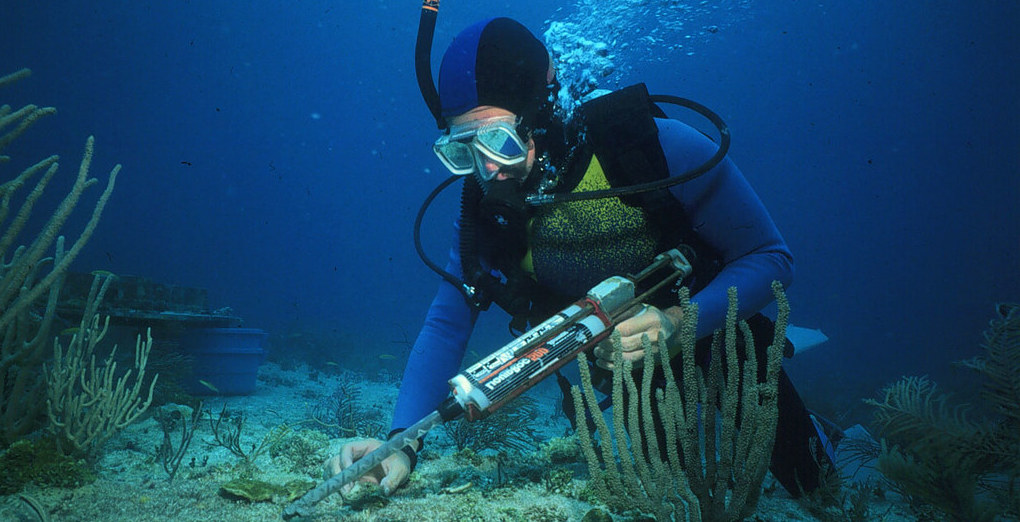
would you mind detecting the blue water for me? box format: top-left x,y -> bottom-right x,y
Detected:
2,1 -> 1017,424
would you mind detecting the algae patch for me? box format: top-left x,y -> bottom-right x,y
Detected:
0,438 -> 97,494
219,477 -> 315,503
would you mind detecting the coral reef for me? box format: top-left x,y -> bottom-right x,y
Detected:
573,283 -> 787,521
1,68 -> 120,445
865,302 -> 1020,521
540,435 -> 584,465
268,428 -> 330,476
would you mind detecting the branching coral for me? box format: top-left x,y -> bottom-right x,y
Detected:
209,403 -> 291,476
1,68 -> 120,445
307,376 -> 384,439
154,401 -> 203,482
441,395 -> 540,453
45,275 -> 159,459
573,283 -> 787,521
959,303 -> 1020,428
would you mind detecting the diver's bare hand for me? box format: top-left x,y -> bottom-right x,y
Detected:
324,438 -> 411,496
592,304 -> 681,370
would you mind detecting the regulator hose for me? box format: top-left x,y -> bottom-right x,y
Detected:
457,175 -> 489,308
412,93 -> 731,306
526,94 -> 730,206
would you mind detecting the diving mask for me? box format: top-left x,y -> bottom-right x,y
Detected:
433,116 -> 529,181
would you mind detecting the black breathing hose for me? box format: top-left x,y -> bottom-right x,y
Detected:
412,175 -> 472,300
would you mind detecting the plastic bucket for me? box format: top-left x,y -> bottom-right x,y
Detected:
180,328 -> 267,395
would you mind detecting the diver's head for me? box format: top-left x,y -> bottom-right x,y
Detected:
437,17 -> 556,128
433,18 -> 559,185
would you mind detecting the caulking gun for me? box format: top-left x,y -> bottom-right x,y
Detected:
282,248 -> 692,519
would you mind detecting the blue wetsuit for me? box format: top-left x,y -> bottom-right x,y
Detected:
390,116 -> 836,497
392,118 -> 793,430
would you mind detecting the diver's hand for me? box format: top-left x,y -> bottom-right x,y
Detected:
592,304 -> 681,370
324,439 -> 411,496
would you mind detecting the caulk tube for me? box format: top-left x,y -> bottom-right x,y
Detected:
448,303 -> 586,418
449,309 -> 611,418
448,276 -> 636,420
281,404 -> 456,520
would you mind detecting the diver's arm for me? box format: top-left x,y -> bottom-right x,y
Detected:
328,225 -> 478,495
657,118 -> 794,338
390,222 -> 479,431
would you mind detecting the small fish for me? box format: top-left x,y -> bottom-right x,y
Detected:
198,380 -> 219,393
325,361 -> 339,367
60,327 -> 80,336
378,354 -> 396,361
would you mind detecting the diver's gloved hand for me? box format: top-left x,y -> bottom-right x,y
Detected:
324,438 -> 411,496
592,304 -> 681,370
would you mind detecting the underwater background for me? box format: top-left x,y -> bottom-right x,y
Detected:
1,0 -> 1018,520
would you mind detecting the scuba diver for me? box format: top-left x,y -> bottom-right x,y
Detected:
326,17 -> 837,500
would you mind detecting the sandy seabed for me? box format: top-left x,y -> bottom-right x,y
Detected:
0,362 -> 918,521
